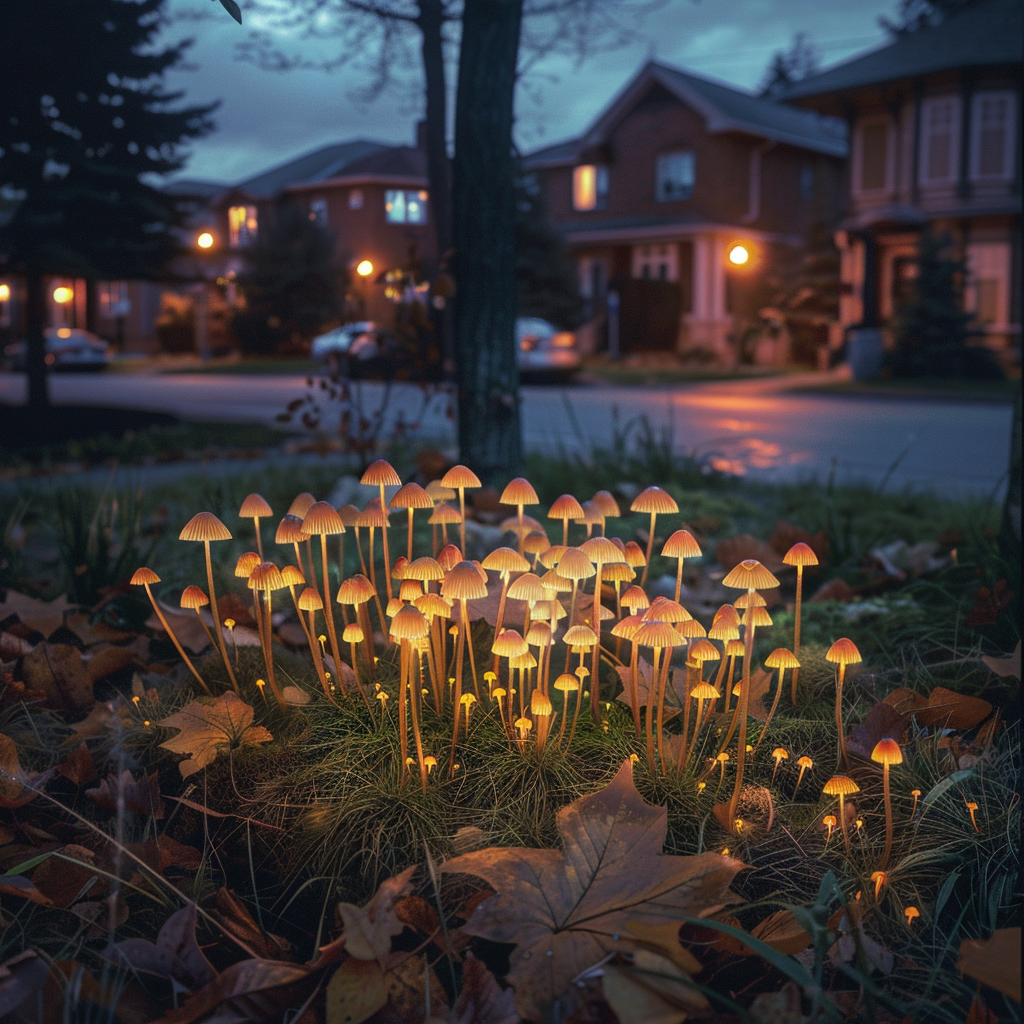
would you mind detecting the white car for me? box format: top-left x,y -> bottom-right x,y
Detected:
516,317 -> 580,380
3,328 -> 111,371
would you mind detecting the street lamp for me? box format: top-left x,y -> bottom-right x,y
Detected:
728,244 -> 750,266
53,285 -> 74,304
195,231 -> 216,362
356,259 -> 374,278
197,231 -> 215,250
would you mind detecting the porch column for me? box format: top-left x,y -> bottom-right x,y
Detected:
685,233 -> 731,358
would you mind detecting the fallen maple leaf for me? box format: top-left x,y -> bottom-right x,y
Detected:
614,661 -> 685,719
602,948 -> 708,1024
443,759 -> 743,1021
916,688 -> 992,731
85,769 -> 165,818
846,702 -> 912,761
0,591 -> 75,638
442,952 -> 518,1024
0,734 -> 54,809
335,866 -> 416,966
58,742 -> 97,787
115,902 -> 217,994
158,692 -> 273,779
212,888 -> 292,961
958,927 -> 1021,1003
18,643 -> 94,716
982,641 -> 1021,681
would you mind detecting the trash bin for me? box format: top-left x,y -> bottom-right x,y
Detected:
846,327 -> 884,381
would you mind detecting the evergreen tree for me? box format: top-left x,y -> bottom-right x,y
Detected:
231,203 -> 342,356
0,0 -> 215,411
886,229 -> 1003,379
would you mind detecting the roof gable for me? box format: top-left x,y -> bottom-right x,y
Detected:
232,139 -> 391,198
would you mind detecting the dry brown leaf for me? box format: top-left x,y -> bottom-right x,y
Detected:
18,643 -> 94,716
0,633 -> 34,660
882,687 -> 928,715
84,645 -> 139,685
158,692 -> 273,779
63,611 -> 135,646
443,759 -> 743,1021
809,578 -> 855,604
57,743 -> 97,787
336,866 -> 416,965
325,958 -> 387,1024
958,927 -> 1021,1002
32,845 -> 103,908
747,981 -> 807,1023
744,669 -> 773,722
0,949 -> 52,1018
114,903 -> 217,993
85,770 -> 165,818
65,702 -> 134,744
846,702 -> 912,761
282,685 -> 312,706
382,952 -> 450,1023
917,688 -> 992,730
0,591 -> 75,638
749,910 -> 812,956
982,642 -> 1021,681
0,734 -> 53,809
444,952 -> 518,1024
622,920 -> 703,975
614,661 -> 684,719
602,949 -> 707,1024
212,888 -> 292,961
0,873 -> 53,906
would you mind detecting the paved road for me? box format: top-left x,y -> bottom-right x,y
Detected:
0,370 -> 1013,499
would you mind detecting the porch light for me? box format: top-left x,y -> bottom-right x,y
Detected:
197,231 -> 214,250
356,259 -> 374,278
0,284 -> 10,301
53,286 -> 74,304
728,244 -> 750,266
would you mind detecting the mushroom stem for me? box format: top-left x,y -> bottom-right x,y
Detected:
754,667 -> 786,758
449,607 -> 467,775
259,591 -> 287,712
143,583 -> 211,695
378,483 -> 394,599
727,599 -> 756,828
881,763 -> 893,869
628,639 -> 642,737
306,610 -> 333,701
646,647 -> 661,774
457,486 -> 467,554
791,565 -> 803,703
640,511 -> 657,587
398,642 -> 409,775
202,540 -> 239,693
837,793 -> 850,855
319,536 -> 345,689
409,650 -> 428,792
253,517 -> 264,561
836,663 -> 849,770
590,558 -> 604,724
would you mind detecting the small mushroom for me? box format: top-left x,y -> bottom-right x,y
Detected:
965,800 -> 981,833
770,747 -> 789,786
871,870 -> 888,900
823,814 -> 836,847
871,737 -> 903,869
794,755 -> 813,795
904,906 -> 920,928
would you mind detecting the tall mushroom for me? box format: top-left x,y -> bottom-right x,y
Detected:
180,585 -> 215,651
248,561 -> 287,711
871,737 -> 903,869
661,529 -> 702,604
239,493 -> 273,561
630,486 -> 679,587
275,514 -> 310,585
179,512 -> 238,692
481,547 -> 530,646
131,568 -> 210,694
580,535 -> 625,722
499,478 -> 540,556
298,586 -> 333,699
756,648 -> 800,755
826,637 -> 862,770
439,465 -> 482,556
390,603 -> 431,788
547,493 -> 585,548
783,541 -> 818,703
822,774 -> 860,855
632,619 -> 682,775
302,501 -> 346,686
360,460 -> 402,598
389,481 -> 433,563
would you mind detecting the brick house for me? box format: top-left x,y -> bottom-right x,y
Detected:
780,0 -> 1021,367
521,61 -> 848,361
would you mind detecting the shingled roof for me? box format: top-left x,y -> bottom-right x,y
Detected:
233,139 -> 391,198
781,0 -> 1021,100
523,60 -> 848,169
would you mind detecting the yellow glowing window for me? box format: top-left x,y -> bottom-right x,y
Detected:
228,205 -> 258,247
572,164 -> 608,211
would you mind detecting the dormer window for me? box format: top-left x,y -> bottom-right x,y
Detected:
572,164 -> 608,211
228,205 -> 257,248
655,151 -> 694,202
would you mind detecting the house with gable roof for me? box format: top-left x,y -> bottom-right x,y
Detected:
522,60 -> 848,361
780,0 -> 1021,366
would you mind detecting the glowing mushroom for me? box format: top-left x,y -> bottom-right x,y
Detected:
303,502 -> 347,685
770,747 -> 789,785
823,814 -> 837,847
965,800 -> 981,833
630,486 -> 679,587
871,870 -> 887,900
661,529 -> 701,604
389,481 -> 433,563
361,460 -> 402,597
823,775 -> 860,855
548,493 -> 585,547
870,737 -> 903,869
794,755 -> 813,795
904,906 -> 920,928
500,478 -> 540,556
826,638 -> 862,770
439,465 -> 482,556
756,648 -> 799,755
239,493 -> 272,560
180,585 -> 215,651
782,541 -> 818,702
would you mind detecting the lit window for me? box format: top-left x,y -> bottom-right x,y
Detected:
228,205 -> 258,247
572,165 -> 608,211
857,120 -> 891,192
309,199 -> 328,227
385,189 -> 429,224
655,151 -> 694,202
349,188 -> 364,210
971,92 -> 1014,180
919,97 -> 960,185
100,281 -> 129,317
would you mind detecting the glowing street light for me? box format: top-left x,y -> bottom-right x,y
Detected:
196,231 -> 215,250
356,259 -> 374,278
52,285 -> 74,304
0,284 -> 10,302
728,244 -> 750,266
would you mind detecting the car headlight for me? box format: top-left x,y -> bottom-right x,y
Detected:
551,332 -> 576,348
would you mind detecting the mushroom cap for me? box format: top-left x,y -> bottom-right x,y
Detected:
796,755 -> 813,768
722,558 -> 780,591
500,513 -> 543,536
389,481 -> 432,510
743,606 -> 773,628
689,638 -> 720,663
610,614 -> 644,640
725,639 -> 746,657
620,585 -> 650,611
522,531 -> 551,555
538,545 -> 567,570
765,647 -> 800,669
691,682 -> 720,700
644,597 -> 691,624
734,591 -> 767,609
405,556 -> 444,582
557,547 -> 596,581
500,477 -> 539,507
630,485 -> 679,515
250,561 -> 286,592
783,541 -> 819,567
415,592 -> 452,619
442,561 -> 488,601
130,567 -> 161,586
298,587 -> 324,611
534,599 -> 567,622
525,621 -> 553,647
390,604 -> 430,640
287,492 -> 317,517
399,579 -> 424,601
563,624 -> 598,648
904,906 -> 920,921
716,751 -> 730,762
871,737 -> 903,765
822,814 -> 836,827
303,501 -> 345,535
771,747 -> 790,760
239,493 -> 273,518
548,493 -> 585,521
580,536 -> 625,564
429,503 -> 463,526
338,504 -> 362,528
508,572 -> 545,603
713,603 -> 741,626
826,637 -> 862,665
539,569 -> 573,594
179,512 -> 231,543
356,498 -> 389,529
622,541 -> 647,567
531,691 -> 553,716
275,514 -> 308,544
361,459 -> 402,487
281,564 -> 305,587
391,556 -> 409,580
601,562 -> 635,583
662,529 -> 702,559
822,775 -> 860,796
708,620 -> 740,641
385,597 -> 404,617
423,755 -> 438,767
180,585 -> 209,609
425,479 -> 457,502
510,651 -> 537,670
336,574 -> 375,604
440,464 -> 482,490
459,692 -> 477,706
436,544 -> 464,571
481,547 -> 530,573
553,673 -> 580,692
514,716 -> 533,733
492,629 -> 529,658
632,620 -> 683,648
578,501 -> 601,527
591,490 -> 621,518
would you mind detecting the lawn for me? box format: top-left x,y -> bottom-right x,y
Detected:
0,434 -> 1018,1024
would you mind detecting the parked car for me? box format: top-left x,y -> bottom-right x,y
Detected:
310,317 -> 579,381
2,328 -> 112,372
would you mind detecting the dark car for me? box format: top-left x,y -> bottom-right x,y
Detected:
3,328 -> 111,372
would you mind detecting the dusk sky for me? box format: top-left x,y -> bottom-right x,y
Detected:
164,0 -> 897,186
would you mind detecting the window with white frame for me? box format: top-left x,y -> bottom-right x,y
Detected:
655,151 -> 695,202
966,242 -> 1011,327
919,96 -> 960,185
632,244 -> 678,282
572,164 -> 608,211
309,198 -> 328,227
971,91 -> 1015,180
385,189 -> 429,224
99,281 -> 130,317
228,205 -> 258,247
856,119 -> 892,193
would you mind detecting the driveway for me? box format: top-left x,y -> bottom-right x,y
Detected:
0,370 -> 1013,499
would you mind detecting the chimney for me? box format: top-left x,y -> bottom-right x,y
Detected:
415,120 -> 427,151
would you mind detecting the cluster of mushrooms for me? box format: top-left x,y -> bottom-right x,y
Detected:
130,458 -> 941,900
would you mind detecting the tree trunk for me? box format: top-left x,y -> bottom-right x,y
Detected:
418,0 -> 451,259
24,266 -> 50,413
999,385 -> 1021,568
451,0 -> 524,482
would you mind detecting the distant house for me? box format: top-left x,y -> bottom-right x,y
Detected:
522,61 -> 848,362
780,0 -> 1021,364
